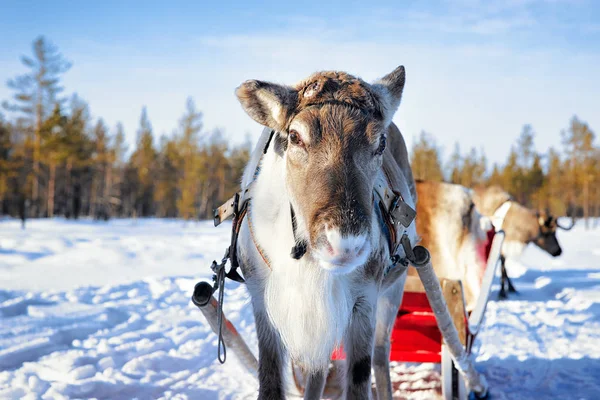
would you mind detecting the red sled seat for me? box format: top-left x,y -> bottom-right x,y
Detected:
297,229 -> 504,399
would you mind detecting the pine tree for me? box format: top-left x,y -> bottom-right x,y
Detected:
62,95 -> 92,218
562,116 -> 597,227
516,124 -> 535,169
3,36 -> 71,216
39,104 -> 67,217
155,135 -> 181,217
130,107 -> 157,216
456,147 -> 487,188
447,143 -> 462,184
90,119 -> 112,219
502,148 -> 521,200
176,98 -> 203,219
0,115 -> 14,212
410,131 -> 444,182
487,164 -> 502,187
110,123 -> 127,216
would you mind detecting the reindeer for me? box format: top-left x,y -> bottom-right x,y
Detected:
233,66 -> 418,399
472,185 -> 573,298
409,180 -> 492,311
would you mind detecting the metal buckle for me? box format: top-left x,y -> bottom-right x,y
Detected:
389,195 -> 416,228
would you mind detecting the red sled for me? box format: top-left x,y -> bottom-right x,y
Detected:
325,228 -> 504,399
194,229 -> 504,400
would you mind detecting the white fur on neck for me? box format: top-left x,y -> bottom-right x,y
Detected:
242,132 -> 355,371
434,185 -> 491,311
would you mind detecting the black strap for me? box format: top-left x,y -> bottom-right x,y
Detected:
263,129 -> 275,154
215,263 -> 227,363
290,205 -> 308,259
225,193 -> 246,283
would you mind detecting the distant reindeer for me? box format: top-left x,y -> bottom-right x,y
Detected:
234,66 -> 418,399
410,180 -> 492,310
472,185 -> 573,297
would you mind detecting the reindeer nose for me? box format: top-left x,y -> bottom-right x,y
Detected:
324,230 -> 368,259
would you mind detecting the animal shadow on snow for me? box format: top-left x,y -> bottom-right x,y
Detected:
0,247 -> 53,261
482,267 -> 600,399
480,356 -> 600,400
499,268 -> 600,303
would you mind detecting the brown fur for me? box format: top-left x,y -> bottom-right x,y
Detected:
237,69 -> 408,248
235,66 -> 412,399
473,185 -> 562,256
410,180 -> 488,308
294,71 -> 385,120
472,185 -> 511,217
411,181 -> 471,278
287,106 -> 383,245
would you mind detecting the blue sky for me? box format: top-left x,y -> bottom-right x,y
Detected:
1,0 -> 599,164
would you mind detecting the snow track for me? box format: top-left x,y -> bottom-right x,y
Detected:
0,218 -> 599,399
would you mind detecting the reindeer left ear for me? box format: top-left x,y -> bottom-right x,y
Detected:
235,80 -> 298,131
371,65 -> 406,125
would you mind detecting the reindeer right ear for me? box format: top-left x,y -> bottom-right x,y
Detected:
235,80 -> 298,131
371,65 -> 406,125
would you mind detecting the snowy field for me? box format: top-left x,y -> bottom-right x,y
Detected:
0,218 -> 599,399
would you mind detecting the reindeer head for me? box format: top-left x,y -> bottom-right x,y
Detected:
533,209 -> 574,257
236,66 -> 406,273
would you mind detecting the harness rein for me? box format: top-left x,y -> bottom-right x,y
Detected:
197,129 -> 417,363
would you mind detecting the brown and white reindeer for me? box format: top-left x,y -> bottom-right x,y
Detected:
472,185 -> 573,298
411,180 -> 492,310
234,66 -> 419,399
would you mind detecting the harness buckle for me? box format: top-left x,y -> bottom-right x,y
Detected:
389,194 -> 416,228
213,193 -> 240,227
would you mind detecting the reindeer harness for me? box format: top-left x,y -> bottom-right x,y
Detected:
213,129 -> 416,280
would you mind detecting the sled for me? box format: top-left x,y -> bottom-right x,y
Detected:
393,229 -> 503,400
192,229 -> 504,399
310,228 -> 504,399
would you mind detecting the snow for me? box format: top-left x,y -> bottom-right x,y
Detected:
1,218 -> 599,399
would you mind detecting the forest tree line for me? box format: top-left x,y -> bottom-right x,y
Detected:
0,36 -> 249,220
1,36 -> 598,223
410,120 -> 599,225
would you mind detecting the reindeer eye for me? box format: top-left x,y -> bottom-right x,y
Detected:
289,130 -> 304,147
374,134 -> 387,156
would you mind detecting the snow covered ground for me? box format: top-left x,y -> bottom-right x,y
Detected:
0,218 -> 598,399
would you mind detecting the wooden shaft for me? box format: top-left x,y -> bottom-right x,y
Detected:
194,295 -> 259,378
412,254 -> 488,397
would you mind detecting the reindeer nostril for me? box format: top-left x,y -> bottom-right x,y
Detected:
326,241 -> 334,255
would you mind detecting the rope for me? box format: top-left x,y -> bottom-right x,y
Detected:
216,264 -> 227,364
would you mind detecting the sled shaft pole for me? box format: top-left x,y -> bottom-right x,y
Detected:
193,295 -> 259,377
411,247 -> 488,397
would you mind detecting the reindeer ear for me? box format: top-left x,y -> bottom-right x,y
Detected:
371,65 -> 406,125
235,80 -> 298,131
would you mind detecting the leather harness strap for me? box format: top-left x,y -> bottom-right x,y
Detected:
212,129 -> 416,282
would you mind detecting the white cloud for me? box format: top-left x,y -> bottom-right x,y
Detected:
1,5 -> 598,166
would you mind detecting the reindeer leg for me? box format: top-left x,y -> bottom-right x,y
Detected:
498,255 -> 508,299
344,287 -> 378,400
505,273 -> 518,294
253,308 -> 286,400
373,273 -> 406,400
303,369 -> 327,400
